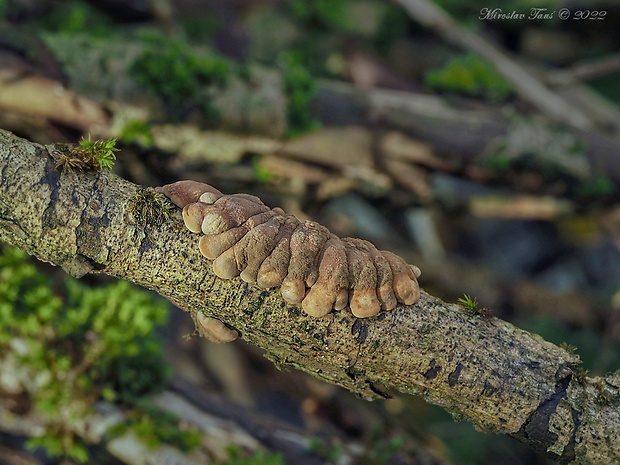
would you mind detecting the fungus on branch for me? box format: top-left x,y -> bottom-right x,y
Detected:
196,312 -> 239,343
158,180 -> 421,319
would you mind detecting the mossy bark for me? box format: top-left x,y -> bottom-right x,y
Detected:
0,129 -> 618,464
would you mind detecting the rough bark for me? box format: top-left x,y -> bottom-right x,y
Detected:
1,129 -> 619,465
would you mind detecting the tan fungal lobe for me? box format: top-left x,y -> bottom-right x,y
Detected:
200,198 -> 270,235
287,222 -> 331,286
196,313 -> 238,343
382,251 -> 420,305
236,217 -> 282,283
199,191 -> 220,204
212,247 -> 242,279
199,227 -> 247,259
344,239 -> 381,318
280,278 -> 306,305
256,216 -> 298,289
301,237 -> 349,317
183,203 -> 209,233
411,264 -> 422,278
280,221 -> 330,304
157,180 -> 223,208
372,252 -> 397,311
159,181 -> 422,319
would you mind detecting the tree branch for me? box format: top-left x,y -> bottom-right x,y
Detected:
1,129 -> 618,464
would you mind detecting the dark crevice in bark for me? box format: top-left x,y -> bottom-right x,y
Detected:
448,363 -> 463,387
38,158 -> 62,231
351,319 -> 368,344
424,359 -> 442,380
514,367 -> 575,462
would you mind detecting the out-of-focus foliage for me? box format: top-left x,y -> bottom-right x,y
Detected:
108,403 -> 201,452
33,0 -> 114,37
479,118 -> 616,202
130,33 -> 234,122
288,0 -> 352,32
589,73 -> 620,105
120,119 -> 154,147
221,446 -> 286,465
426,54 -> 513,101
0,245 -> 170,461
278,52 -> 320,137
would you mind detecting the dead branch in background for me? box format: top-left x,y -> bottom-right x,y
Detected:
394,0 -> 595,130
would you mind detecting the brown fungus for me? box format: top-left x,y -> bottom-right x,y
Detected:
196,312 -> 239,343
344,239 -> 381,318
159,180 -> 421,319
256,216 -> 299,289
157,180 -> 223,208
301,236 -> 349,317
199,196 -> 271,235
281,221 -> 331,304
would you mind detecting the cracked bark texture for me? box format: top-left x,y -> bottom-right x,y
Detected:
0,129 -> 619,465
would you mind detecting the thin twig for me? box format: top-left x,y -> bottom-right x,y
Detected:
394,0 -> 594,130
547,53 -> 620,86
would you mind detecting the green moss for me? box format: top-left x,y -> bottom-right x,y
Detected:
0,244 -> 170,460
251,155 -> 273,184
457,294 -> 479,312
426,54 -> 513,101
559,342 -> 578,354
478,118 -> 616,202
288,0 -> 351,31
308,438 -> 344,462
130,34 -> 233,122
278,52 -> 321,137
575,172 -> 616,201
127,188 -> 175,227
55,134 -> 119,173
457,294 -> 492,319
34,0 -> 114,37
479,153 -> 512,172
77,133 -> 119,169
374,4 -> 409,54
108,403 -> 201,452
120,119 -> 154,147
360,426 -> 404,465
27,432 -> 89,464
182,15 -> 224,43
220,446 -> 286,465
589,72 -> 620,105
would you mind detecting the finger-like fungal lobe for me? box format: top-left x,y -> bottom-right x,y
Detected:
196,312 -> 239,343
158,180 -> 421,319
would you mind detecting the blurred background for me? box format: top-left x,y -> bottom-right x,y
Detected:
1,0 -> 620,463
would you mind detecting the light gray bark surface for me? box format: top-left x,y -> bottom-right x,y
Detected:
1,129 -> 619,464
